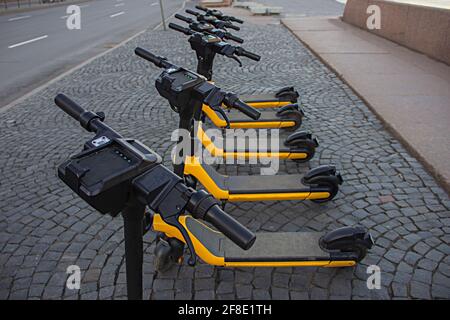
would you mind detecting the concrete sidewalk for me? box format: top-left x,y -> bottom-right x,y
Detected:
282,16 -> 450,194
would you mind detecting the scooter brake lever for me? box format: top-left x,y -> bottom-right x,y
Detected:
163,215 -> 197,266
230,55 -> 242,67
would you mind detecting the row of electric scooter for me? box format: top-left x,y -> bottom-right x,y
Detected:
54,6 -> 374,299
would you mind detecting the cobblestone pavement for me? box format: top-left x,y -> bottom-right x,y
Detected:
0,21 -> 449,300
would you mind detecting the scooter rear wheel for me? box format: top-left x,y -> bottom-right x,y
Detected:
291,143 -> 316,163
279,110 -> 303,131
352,243 -> 369,262
310,178 -> 340,203
154,236 -> 185,273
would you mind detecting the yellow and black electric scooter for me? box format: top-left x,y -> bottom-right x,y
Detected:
135,49 -> 343,203
55,94 -> 373,298
169,22 -> 304,131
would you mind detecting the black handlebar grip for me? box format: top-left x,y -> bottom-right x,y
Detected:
168,22 -> 193,35
135,47 -> 169,68
54,94 -> 85,122
230,16 -> 244,24
239,48 -> 261,61
185,8 -> 200,16
233,99 -> 261,120
225,33 -> 244,44
175,13 -> 192,23
225,22 -> 240,31
205,205 -> 256,250
195,5 -> 207,12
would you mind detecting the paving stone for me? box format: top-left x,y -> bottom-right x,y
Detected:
271,287 -> 289,300
175,278 -> 192,294
290,291 -> 309,299
236,284 -> 252,300
175,292 -> 192,300
153,278 -> 174,291
252,289 -> 271,300
391,282 -> 408,297
194,278 -> 215,291
42,286 -> 64,299
404,252 -> 422,266
194,290 -> 215,300
216,281 -> 234,294
431,284 -> 450,299
384,248 -> 405,264
252,276 -> 272,290
194,264 -> 215,279
153,290 -> 175,300
9,289 -> 28,300
410,281 -> 431,299
81,291 -> 98,300
28,285 -> 45,297
310,288 -> 328,300
272,273 -> 290,288
99,286 -> 114,299
413,269 -> 432,284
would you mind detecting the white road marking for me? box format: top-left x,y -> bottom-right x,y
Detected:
115,3 -> 124,6
110,11 -> 125,18
335,0 -> 347,3
151,2 -> 158,6
8,15 -> 31,22
8,35 -> 48,49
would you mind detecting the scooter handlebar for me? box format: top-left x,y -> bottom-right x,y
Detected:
232,99 -> 261,120
189,190 -> 256,250
225,22 -> 240,31
204,204 -> 256,250
134,47 -> 171,68
185,8 -> 200,16
195,5 -> 208,12
168,22 -> 194,35
54,94 -> 86,123
225,33 -> 244,44
237,48 -> 261,61
229,16 -> 244,24
174,13 -> 192,23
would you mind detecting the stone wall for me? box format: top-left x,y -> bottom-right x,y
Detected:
343,0 -> 450,65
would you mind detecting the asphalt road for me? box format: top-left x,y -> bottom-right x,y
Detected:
0,0 -> 184,107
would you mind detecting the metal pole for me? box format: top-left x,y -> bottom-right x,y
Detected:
158,0 -> 166,31
122,200 -> 145,300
